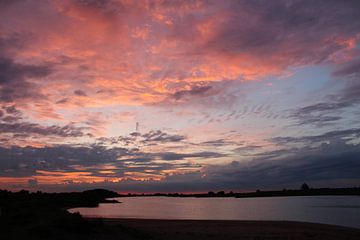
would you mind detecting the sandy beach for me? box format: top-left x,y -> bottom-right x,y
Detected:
87,218 -> 360,240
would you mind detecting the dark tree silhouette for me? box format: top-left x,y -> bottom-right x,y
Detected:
301,183 -> 310,190
217,191 -> 225,196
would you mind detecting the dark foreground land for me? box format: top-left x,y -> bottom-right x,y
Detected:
1,189 -> 360,240
92,218 -> 360,240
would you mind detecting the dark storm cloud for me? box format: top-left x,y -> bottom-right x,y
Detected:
202,148 -> 360,191
56,98 -> 69,104
155,137 -> 360,191
200,139 -> 241,147
0,115 -> 22,123
74,90 -> 87,96
0,31 -> 51,104
294,103 -> 351,116
271,128 -> 360,145
0,145 -> 127,177
0,105 -> 89,139
288,97 -> 356,127
73,0 -> 115,10
234,145 -> 262,154
36,141 -> 360,193
12,129 -> 360,192
171,86 -> 212,100
290,57 -> 360,125
0,105 -> 23,123
333,59 -> 360,105
0,57 -> 51,84
117,162 -> 200,173
158,151 -> 225,161
200,139 -> 228,147
3,105 -> 21,115
117,150 -> 224,163
0,0 -> 22,8
197,0 -> 360,65
290,85 -> 360,124
0,142 -> 220,179
97,130 -> 187,146
333,59 -> 360,78
66,0 -> 125,19
97,135 -> 136,146
152,80 -> 243,109
0,57 -> 52,102
84,128 -> 360,192
300,116 -> 343,127
289,110 -> 343,127
141,130 -> 186,144
0,122 -> 87,138
0,33 -> 29,56
204,134 -> 360,189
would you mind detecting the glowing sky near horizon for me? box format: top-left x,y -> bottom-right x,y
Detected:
0,0 -> 360,192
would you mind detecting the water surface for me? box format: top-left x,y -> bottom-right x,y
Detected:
69,196 -> 360,229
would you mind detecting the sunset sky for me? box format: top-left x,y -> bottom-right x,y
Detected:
1,0 -> 360,192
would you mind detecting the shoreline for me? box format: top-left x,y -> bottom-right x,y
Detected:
85,218 -> 360,240
114,187 -> 360,199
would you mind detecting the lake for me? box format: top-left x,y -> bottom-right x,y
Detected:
69,196 -> 360,229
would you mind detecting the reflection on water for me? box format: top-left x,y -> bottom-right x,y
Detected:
69,196 -> 360,229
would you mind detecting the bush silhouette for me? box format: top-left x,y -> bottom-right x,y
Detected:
301,183 -> 310,190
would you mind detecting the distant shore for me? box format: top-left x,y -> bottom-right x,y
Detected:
86,218 -> 360,240
118,187 -> 360,198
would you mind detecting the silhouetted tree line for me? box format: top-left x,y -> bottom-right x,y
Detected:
119,184 -> 360,198
0,188 -> 119,210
